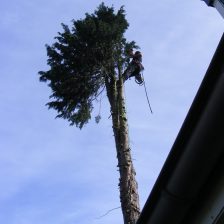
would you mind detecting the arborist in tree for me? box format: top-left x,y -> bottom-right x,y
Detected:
123,49 -> 144,84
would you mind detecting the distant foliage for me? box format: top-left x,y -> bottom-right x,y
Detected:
39,3 -> 138,128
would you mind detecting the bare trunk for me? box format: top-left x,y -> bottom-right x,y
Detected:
105,74 -> 140,224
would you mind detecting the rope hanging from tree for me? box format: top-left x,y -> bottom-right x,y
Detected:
141,72 -> 153,114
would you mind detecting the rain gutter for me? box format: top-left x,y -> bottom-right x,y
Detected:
137,33 -> 224,224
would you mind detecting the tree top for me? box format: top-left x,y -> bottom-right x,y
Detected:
39,2 -> 138,128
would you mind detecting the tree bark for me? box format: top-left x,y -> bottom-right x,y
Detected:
106,74 -> 140,224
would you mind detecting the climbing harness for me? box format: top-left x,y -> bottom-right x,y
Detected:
134,74 -> 144,85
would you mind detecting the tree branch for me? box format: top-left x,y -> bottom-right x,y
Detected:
96,206 -> 121,219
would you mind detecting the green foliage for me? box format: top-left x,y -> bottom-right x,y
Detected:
39,2 -> 138,128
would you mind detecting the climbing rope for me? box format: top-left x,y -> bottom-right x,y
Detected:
135,77 -> 144,86
141,72 -> 153,114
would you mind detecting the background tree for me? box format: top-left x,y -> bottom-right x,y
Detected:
39,3 -> 141,223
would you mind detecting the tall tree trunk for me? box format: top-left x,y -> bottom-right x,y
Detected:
105,74 -> 140,224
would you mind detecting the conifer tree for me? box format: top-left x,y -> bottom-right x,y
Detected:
39,3 -> 141,223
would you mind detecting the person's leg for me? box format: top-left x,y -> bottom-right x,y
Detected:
123,64 -> 136,80
122,68 -> 129,81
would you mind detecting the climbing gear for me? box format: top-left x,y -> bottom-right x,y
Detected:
135,73 -> 144,85
123,61 -> 144,82
142,72 -> 153,114
123,68 -> 153,114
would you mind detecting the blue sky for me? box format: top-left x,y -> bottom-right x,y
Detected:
0,1 -> 223,223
